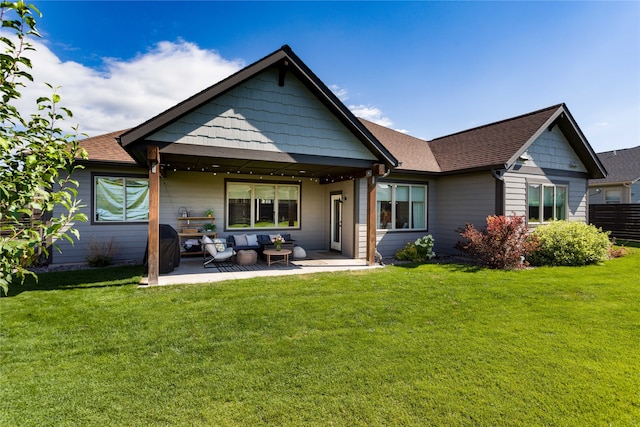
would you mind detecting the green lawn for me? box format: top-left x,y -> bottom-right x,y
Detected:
1,251 -> 639,426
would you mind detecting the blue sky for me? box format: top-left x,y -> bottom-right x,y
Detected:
14,1 -> 640,152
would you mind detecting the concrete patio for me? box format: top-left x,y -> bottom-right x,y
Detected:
141,250 -> 382,286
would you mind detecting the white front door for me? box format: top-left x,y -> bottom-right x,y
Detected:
330,193 -> 342,251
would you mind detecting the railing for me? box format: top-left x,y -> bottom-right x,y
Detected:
589,204 -> 640,241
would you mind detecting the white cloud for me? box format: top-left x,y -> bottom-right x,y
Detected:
329,84 -> 349,102
348,104 -> 394,128
4,33 -> 408,139
4,34 -> 244,137
330,87 -> 407,134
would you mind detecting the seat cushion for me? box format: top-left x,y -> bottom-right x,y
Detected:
214,247 -> 234,261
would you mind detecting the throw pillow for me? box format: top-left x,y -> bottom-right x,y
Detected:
212,238 -> 226,252
247,234 -> 258,246
234,233 -> 248,247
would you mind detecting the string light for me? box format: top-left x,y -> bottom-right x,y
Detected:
160,164 -> 353,184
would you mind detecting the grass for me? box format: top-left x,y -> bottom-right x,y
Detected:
1,252 -> 639,426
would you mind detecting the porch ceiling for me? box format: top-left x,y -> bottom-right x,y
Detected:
160,152 -> 372,183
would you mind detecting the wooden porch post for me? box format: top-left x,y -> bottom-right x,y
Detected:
147,145 -> 160,285
366,163 -> 386,266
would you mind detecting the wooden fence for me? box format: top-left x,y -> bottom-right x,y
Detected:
589,204 -> 640,241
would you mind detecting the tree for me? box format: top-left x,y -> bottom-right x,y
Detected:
1,1 -> 87,293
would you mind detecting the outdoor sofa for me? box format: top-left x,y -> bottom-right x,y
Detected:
227,233 -> 295,257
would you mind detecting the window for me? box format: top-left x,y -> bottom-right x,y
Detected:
377,183 -> 427,230
94,176 -> 149,222
605,189 -> 621,204
227,182 -> 299,229
528,183 -> 567,223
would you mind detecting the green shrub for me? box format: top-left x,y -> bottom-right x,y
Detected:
528,221 -> 610,266
395,235 -> 435,262
85,236 -> 119,267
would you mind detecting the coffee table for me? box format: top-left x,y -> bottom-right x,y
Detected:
263,248 -> 292,267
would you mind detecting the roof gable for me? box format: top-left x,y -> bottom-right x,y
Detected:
148,67 -> 379,162
119,45 -> 397,169
426,104 -> 606,178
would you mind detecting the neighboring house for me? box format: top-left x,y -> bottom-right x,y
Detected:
587,145 -> 640,242
53,45 -> 606,283
588,146 -> 640,204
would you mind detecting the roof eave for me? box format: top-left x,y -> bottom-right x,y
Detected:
75,159 -> 141,168
439,164 -> 507,176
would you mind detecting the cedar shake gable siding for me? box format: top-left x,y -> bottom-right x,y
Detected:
119,45 -> 397,172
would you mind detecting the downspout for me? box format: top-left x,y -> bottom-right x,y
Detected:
491,165 -> 508,216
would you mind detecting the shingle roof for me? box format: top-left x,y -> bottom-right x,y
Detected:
359,119 -> 441,173
590,145 -> 640,185
78,129 -> 134,165
428,104 -> 562,172
82,103 -> 606,179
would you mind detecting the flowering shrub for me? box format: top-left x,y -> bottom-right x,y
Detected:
456,215 -> 538,269
395,234 -> 436,262
528,221 -> 610,266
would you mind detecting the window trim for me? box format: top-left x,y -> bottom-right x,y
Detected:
376,182 -> 428,232
224,179 -> 301,231
526,181 -> 568,224
604,189 -> 622,204
91,172 -> 149,225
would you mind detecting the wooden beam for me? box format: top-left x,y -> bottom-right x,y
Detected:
147,145 -> 160,286
372,163 -> 386,177
278,60 -> 288,87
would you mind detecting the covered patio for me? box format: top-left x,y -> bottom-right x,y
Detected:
142,250 -> 381,286
118,46 -> 397,285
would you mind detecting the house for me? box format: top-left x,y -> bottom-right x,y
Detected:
588,146 -> 640,204
54,45 -> 606,284
587,146 -> 640,241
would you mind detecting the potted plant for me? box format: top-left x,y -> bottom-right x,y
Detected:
203,223 -> 216,232
205,209 -> 214,217
272,234 -> 284,251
